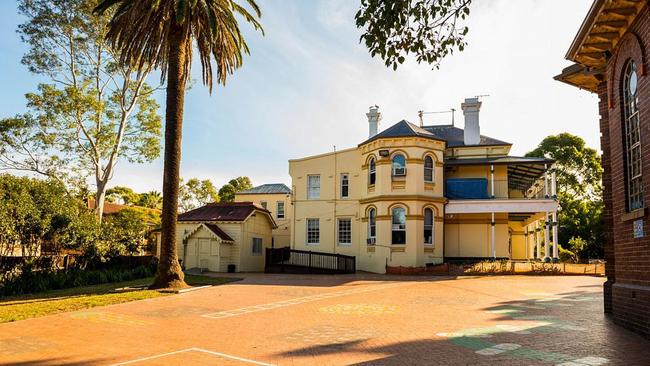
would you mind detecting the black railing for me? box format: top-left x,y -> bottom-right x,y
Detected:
265,247 -> 356,274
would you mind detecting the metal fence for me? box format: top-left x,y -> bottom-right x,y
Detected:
265,247 -> 355,274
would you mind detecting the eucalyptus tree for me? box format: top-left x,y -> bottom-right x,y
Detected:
0,0 -> 163,220
356,0 -> 472,70
94,0 -> 263,288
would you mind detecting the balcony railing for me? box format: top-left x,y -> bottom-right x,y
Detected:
445,179 -> 549,200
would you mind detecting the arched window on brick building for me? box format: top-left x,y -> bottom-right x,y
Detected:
622,60 -> 643,211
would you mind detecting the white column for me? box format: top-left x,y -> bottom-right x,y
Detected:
544,214 -> 551,262
552,211 -> 559,262
535,221 -> 541,260
490,164 -> 495,198
551,168 -> 557,199
544,164 -> 549,198
491,212 -> 496,259
524,227 -> 529,260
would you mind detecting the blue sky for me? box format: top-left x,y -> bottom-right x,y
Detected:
0,0 -> 598,192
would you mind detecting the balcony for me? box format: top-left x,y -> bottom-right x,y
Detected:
444,179 -> 548,200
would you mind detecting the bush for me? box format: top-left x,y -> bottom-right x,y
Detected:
0,264 -> 156,297
559,244 -> 578,263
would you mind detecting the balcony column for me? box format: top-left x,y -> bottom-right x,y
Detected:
535,221 -> 541,260
524,227 -> 529,259
529,225 -> 536,260
491,212 -> 496,259
552,211 -> 559,262
551,167 -> 557,199
544,213 -> 551,263
544,164 -> 549,198
490,164 -> 495,198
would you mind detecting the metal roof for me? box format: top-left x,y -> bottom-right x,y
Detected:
360,120 -> 445,145
423,125 -> 511,147
178,202 -> 268,222
237,183 -> 291,195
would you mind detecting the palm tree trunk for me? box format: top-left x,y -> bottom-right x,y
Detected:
151,24 -> 189,289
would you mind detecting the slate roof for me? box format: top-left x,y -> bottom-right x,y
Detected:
359,120 -> 511,147
237,183 -> 291,195
203,223 -> 234,242
360,120 -> 444,145
178,202 -> 268,222
423,125 -> 511,147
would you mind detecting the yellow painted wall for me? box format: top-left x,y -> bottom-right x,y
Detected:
509,221 -> 528,260
239,211 -> 275,272
444,213 -> 509,258
234,192 -> 291,247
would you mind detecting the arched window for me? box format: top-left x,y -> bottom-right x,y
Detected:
623,60 -> 644,211
424,156 -> 434,182
368,208 -> 376,242
392,154 -> 406,176
369,157 -> 376,185
424,208 -> 433,245
391,206 -> 406,244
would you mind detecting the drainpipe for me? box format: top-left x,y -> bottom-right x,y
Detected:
490,164 -> 495,198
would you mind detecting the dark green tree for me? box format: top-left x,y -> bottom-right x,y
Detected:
526,133 -> 604,259
356,0 -> 471,70
218,176 -> 253,202
179,178 -> 219,212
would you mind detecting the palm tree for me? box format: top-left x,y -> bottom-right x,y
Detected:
139,191 -> 163,209
94,0 -> 262,289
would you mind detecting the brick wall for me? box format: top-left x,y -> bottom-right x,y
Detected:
602,5 -> 650,337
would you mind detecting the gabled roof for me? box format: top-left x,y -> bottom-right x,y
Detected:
423,125 -> 511,147
178,202 -> 269,222
360,120 -> 445,145
237,183 -> 291,195
183,222 -> 234,242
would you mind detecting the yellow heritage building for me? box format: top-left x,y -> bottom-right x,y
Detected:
234,183 -> 292,247
289,98 -> 560,273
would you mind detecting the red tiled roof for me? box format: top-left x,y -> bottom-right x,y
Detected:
203,223 -> 234,242
178,202 -> 270,222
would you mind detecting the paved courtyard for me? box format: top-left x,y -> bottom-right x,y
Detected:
0,274 -> 648,365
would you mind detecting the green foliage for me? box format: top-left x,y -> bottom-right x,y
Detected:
218,176 -> 253,202
0,0 -> 163,219
559,244 -> 578,263
0,174 -> 99,259
179,178 -> 220,212
106,186 -> 141,205
101,209 -> 150,255
526,133 -> 604,260
356,0 -> 471,70
0,265 -> 155,297
137,191 -> 162,209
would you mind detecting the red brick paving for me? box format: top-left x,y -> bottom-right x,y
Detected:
0,274 -> 648,365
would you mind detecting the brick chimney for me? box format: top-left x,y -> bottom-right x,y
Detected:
367,105 -> 382,138
461,97 -> 482,145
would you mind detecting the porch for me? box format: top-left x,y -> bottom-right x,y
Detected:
443,156 -> 560,261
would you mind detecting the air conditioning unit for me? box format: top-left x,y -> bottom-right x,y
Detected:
366,238 -> 376,245
393,167 -> 407,176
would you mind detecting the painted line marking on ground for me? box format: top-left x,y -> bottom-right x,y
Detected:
110,347 -> 275,366
201,282 -> 409,320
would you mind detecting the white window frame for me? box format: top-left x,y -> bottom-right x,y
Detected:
369,158 -> 376,185
367,208 -> 376,245
391,206 -> 407,245
424,155 -> 434,183
276,201 -> 285,219
252,237 -> 263,256
392,154 -> 407,176
341,173 -> 350,198
424,208 -> 434,246
337,218 -> 352,246
307,175 -> 320,200
306,218 -> 320,245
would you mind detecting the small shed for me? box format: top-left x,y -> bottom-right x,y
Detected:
175,202 -> 276,272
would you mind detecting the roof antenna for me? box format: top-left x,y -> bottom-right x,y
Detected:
476,94 -> 490,100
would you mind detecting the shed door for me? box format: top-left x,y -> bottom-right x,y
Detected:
199,239 -> 211,269
186,239 -> 198,268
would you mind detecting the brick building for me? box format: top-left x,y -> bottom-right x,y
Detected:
556,0 -> 650,336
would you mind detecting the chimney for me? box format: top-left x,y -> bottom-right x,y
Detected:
367,105 -> 382,138
461,97 -> 481,145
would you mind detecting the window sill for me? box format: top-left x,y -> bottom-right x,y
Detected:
337,243 -> 352,246
306,243 -> 320,246
621,207 -> 646,222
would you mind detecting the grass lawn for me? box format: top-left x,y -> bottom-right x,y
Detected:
0,275 -> 240,323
